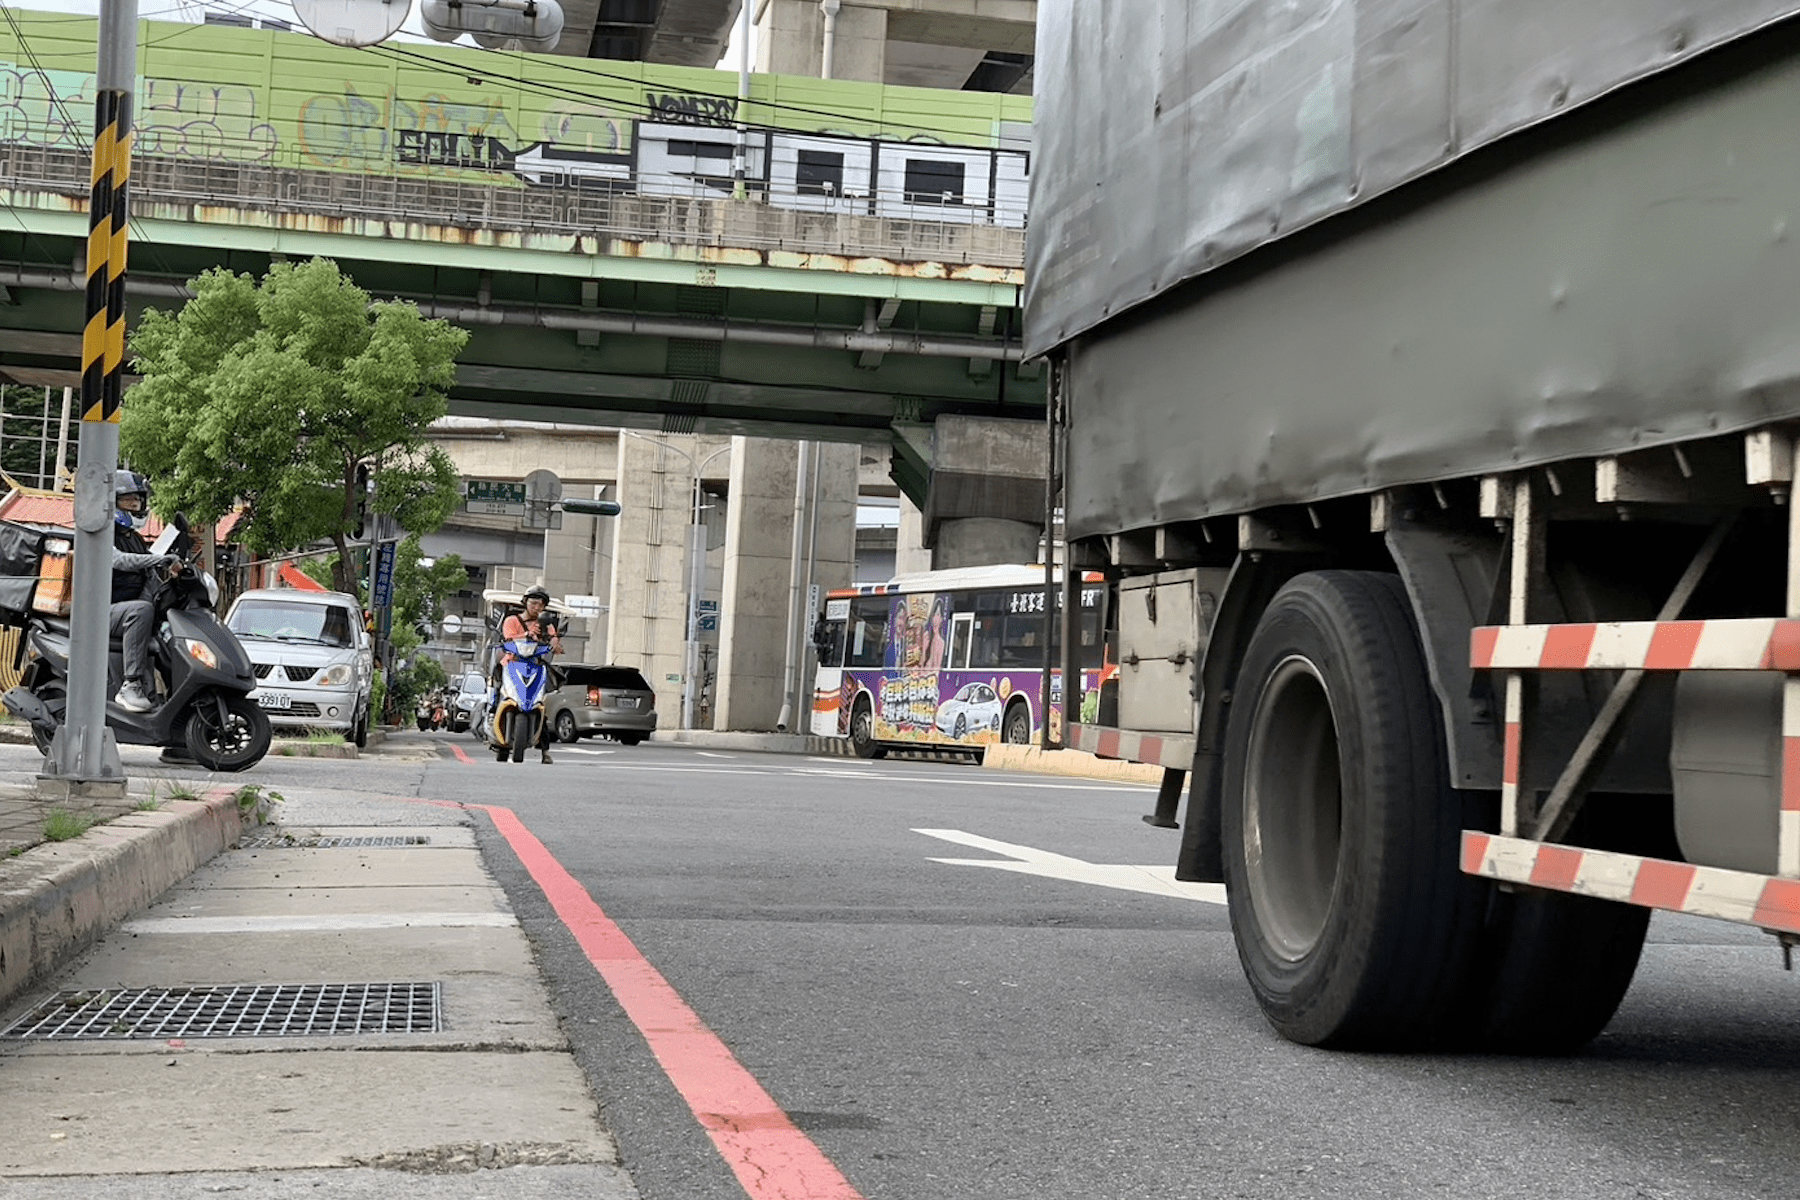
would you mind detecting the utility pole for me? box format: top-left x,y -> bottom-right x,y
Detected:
44,0 -> 136,791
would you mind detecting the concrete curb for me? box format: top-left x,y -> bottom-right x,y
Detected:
0,788 -> 246,1012
652,728 -> 1158,778
979,744 -> 1164,784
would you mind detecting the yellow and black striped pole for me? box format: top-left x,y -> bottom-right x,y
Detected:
81,87 -> 130,424
48,0 -> 137,787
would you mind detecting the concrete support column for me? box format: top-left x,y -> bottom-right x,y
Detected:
605,436 -> 698,722
895,495 -> 932,576
920,415 -> 1046,570
932,517 -> 1040,570
755,0 -> 888,82
715,437 -> 858,731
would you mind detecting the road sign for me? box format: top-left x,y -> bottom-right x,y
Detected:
464,479 -> 527,516
371,541 -> 397,609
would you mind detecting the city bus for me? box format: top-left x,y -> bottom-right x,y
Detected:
810,564 -> 1111,757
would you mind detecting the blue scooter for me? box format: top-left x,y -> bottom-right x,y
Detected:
483,634 -> 554,763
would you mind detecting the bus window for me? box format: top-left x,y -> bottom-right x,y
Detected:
948,613 -> 974,668
847,596 -> 887,668
815,598 -> 850,667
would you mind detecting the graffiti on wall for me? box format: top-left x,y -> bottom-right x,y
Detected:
0,56 -> 1030,228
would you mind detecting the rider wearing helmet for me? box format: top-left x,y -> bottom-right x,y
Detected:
110,469 -> 178,713
497,585 -> 563,763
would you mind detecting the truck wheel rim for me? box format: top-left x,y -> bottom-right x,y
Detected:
1243,655 -> 1343,962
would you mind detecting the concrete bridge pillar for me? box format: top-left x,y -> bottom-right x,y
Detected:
756,0 -> 889,82
714,437 -> 858,732
605,434 -> 732,723
920,415 -> 1046,570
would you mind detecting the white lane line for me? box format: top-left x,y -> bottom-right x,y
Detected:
122,913 -> 516,933
913,828 -> 1227,905
696,751 -> 737,759
554,746 -> 617,756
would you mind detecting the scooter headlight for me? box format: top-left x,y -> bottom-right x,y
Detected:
316,663 -> 353,687
182,638 -> 218,670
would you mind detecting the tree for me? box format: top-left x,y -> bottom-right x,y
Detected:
122,258 -> 468,594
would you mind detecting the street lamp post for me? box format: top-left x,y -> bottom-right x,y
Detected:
622,432 -> 729,730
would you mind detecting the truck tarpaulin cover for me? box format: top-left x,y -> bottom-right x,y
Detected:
1026,0 -> 1800,356
1028,1 -> 1800,538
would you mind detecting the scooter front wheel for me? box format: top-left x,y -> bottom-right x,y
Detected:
183,693 -> 272,773
31,682 -> 65,756
511,710 -> 540,763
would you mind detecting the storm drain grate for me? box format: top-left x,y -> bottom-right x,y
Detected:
0,982 -> 441,1040
237,835 -> 431,849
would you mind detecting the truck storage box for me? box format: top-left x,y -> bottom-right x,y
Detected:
1115,569 -> 1226,733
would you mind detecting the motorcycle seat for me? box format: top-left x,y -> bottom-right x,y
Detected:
37,617 -> 127,651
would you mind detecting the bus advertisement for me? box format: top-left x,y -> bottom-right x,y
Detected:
810,565 -> 1111,758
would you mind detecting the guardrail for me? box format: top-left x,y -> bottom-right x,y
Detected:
0,144 -> 1026,269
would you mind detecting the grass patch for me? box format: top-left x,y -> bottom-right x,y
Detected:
41,808 -> 97,842
133,796 -> 162,811
232,784 -> 283,825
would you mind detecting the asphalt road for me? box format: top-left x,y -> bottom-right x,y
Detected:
30,731 -> 1800,1199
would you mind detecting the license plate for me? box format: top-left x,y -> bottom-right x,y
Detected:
618,697 -> 637,708
257,691 -> 292,710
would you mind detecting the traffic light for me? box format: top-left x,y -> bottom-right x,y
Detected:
352,463 -> 370,541
559,498 -> 623,516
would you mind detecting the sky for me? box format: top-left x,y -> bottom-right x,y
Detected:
12,0 -> 752,67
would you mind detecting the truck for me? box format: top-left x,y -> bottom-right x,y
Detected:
1027,1 -> 1800,1053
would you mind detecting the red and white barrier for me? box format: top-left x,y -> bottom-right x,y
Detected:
1463,831 -> 1800,935
1068,724 -> 1195,771
1471,618 -> 1800,672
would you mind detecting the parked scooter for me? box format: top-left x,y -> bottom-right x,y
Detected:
482,633 -> 554,763
3,516 -> 271,772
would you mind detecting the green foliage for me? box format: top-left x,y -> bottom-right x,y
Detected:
122,258 -> 468,593
232,784 -> 284,825
41,808 -> 97,841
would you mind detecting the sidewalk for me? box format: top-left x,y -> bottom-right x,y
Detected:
0,781 -> 638,1196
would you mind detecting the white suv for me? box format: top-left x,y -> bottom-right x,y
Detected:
225,588 -> 374,745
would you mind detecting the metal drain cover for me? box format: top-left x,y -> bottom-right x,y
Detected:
238,835 -> 431,849
0,982 -> 441,1040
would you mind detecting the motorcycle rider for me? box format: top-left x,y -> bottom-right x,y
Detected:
111,470 -> 178,714
497,585 -> 562,763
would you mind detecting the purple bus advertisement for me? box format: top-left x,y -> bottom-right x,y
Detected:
810,565 -> 1111,758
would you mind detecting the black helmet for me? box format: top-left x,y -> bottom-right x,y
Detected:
522,585 -> 550,605
114,469 -> 149,503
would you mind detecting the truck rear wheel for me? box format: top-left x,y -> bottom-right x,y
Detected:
1455,796 -> 1651,1054
1221,571 -> 1483,1049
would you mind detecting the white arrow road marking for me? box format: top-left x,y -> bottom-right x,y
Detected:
914,828 -> 1227,905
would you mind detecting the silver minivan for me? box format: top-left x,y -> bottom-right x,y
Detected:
224,587 -> 375,745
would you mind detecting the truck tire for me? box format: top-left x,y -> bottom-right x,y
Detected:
1221,571 -> 1484,1049
1455,797 -> 1651,1054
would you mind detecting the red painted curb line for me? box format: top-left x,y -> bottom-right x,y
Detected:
473,801 -> 865,1200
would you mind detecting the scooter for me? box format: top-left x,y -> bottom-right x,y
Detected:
483,634 -> 553,763
3,518 -> 271,772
